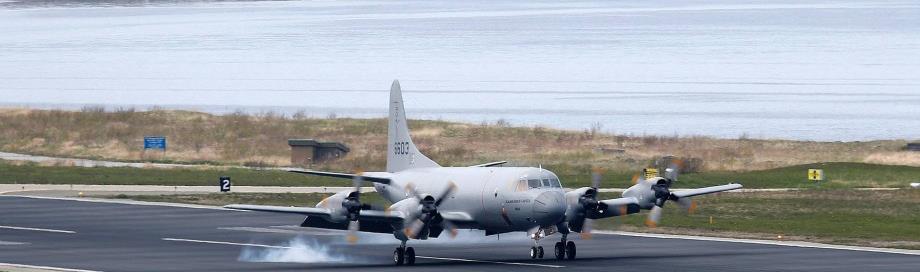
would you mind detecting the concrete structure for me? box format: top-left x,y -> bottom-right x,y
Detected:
288,139 -> 349,165
906,143 -> 920,151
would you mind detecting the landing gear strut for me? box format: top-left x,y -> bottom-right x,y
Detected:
393,240 -> 416,265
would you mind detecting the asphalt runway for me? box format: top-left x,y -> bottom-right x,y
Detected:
1,196 -> 918,272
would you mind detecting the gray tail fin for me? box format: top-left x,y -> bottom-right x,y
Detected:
386,80 -> 440,173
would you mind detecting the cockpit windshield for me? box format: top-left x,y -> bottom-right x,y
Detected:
527,179 -> 541,189
518,173 -> 562,191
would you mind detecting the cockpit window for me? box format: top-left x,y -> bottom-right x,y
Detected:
527,179 -> 541,189
514,180 -> 528,192
551,178 -> 561,188
542,179 -> 552,187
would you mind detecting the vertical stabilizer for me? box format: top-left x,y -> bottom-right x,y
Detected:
386,80 -> 440,172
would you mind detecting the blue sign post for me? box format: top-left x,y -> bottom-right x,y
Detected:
144,136 -> 166,159
144,136 -> 167,150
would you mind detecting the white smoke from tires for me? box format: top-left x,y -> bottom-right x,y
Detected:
238,236 -> 357,263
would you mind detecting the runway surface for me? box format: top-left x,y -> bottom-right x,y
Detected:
1,196 -> 917,272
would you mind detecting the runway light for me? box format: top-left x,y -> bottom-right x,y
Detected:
777,235 -> 783,239
78,192 -> 84,197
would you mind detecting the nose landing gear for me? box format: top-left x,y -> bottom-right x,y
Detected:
393,241 -> 416,265
530,246 -> 544,259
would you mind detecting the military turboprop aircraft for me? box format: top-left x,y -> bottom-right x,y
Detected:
225,80 -> 742,265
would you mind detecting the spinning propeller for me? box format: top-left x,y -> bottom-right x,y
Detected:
575,168 -> 603,239
644,159 -> 696,228
403,182 -> 459,239
343,171 -> 377,244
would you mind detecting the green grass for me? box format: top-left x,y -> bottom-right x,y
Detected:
106,189 -> 920,249
552,162 -> 920,189
595,189 -> 920,248
0,161 -> 341,186
676,162 -> 920,189
2,160 -> 918,189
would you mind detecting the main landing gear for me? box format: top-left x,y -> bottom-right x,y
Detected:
393,240 -> 416,265
553,234 -> 576,260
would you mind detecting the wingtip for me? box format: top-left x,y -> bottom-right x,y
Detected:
391,79 -> 400,90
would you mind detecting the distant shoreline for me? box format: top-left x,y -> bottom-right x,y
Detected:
1,104 -> 915,143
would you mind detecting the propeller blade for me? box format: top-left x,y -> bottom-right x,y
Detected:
632,174 -> 641,185
351,171 -> 363,201
645,206 -> 662,228
676,197 -> 697,214
591,167 -> 603,189
664,159 -> 683,182
404,182 -> 422,200
579,219 -> 594,240
405,213 -> 431,239
434,181 -> 457,207
346,220 -> 359,244
440,218 -> 459,238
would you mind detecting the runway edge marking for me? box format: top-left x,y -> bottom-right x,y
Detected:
1,195 -> 227,210
0,225 -> 76,234
161,238 -> 565,268
0,262 -> 101,272
598,231 -> 920,256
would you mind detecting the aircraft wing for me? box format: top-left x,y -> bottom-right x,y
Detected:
223,204 -> 404,223
287,169 -> 392,184
589,197 -> 642,219
468,161 -> 508,167
672,183 -> 743,198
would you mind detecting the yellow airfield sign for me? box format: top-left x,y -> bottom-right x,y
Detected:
808,169 -> 824,181
644,168 -> 659,180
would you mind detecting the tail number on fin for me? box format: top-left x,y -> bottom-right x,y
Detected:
394,141 -> 410,155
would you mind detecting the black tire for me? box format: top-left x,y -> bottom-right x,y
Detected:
554,242 -> 565,260
405,247 -> 416,265
537,246 -> 544,259
565,241 -> 576,260
530,247 -> 537,259
393,248 -> 405,265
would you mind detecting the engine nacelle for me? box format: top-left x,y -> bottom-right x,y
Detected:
563,187 -> 597,232
622,177 -> 663,209
315,190 -> 352,222
387,197 -> 422,221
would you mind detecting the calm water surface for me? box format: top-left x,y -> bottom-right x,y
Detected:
1,0 -> 918,141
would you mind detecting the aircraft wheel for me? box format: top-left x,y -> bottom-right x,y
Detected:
537,246 -> 544,259
393,247 -> 405,265
530,247 -> 538,259
405,247 -> 416,265
554,242 -> 565,260
565,241 -> 576,260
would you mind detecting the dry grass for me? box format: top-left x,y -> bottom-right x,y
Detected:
0,107 -> 916,171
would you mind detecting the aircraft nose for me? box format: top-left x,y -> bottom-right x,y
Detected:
533,191 -> 566,226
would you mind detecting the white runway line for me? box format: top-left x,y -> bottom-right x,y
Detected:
414,256 -> 564,268
217,226 -> 342,236
0,262 -> 101,272
162,237 -> 565,268
163,238 -> 291,249
1,195 -> 228,210
599,231 -> 920,256
0,225 -> 76,234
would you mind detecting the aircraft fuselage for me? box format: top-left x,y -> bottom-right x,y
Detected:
370,167 -> 566,234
